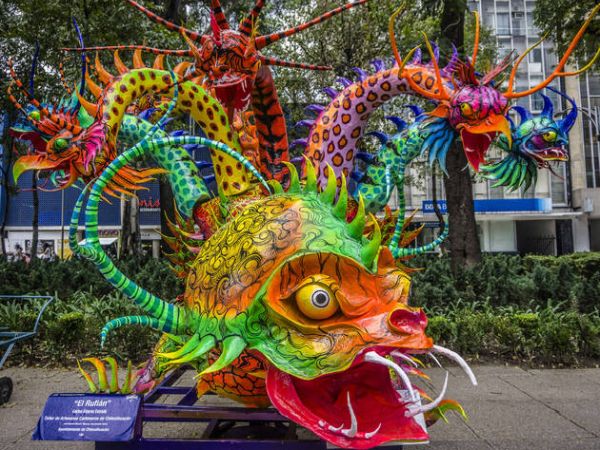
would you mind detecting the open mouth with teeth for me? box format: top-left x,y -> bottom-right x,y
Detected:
266,345 -> 477,449
460,129 -> 498,171
211,73 -> 253,112
530,147 -> 568,164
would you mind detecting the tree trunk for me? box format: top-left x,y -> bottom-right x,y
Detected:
31,172 -> 39,259
439,0 -> 481,272
442,142 -> 481,271
120,194 -> 141,257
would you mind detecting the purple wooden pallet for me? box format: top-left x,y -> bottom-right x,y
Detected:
95,366 -> 326,450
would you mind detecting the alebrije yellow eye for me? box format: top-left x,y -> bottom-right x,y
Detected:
295,284 -> 339,320
29,110 -> 40,121
542,130 -> 557,142
459,102 -> 473,116
54,138 -> 69,151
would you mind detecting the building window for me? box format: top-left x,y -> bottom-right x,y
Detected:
496,13 -> 510,35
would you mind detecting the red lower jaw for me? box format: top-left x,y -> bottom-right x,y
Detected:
266,358 -> 428,449
460,129 -> 496,171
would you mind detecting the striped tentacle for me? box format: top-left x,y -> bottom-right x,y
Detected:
100,316 -> 161,346
255,0 -> 368,49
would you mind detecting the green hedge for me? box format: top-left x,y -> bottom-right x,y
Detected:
1,253 -> 599,366
410,253 -> 600,313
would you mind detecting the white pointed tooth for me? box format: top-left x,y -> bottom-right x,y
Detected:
391,350 -> 418,368
364,351 -> 417,402
328,422 -> 345,432
318,420 -> 326,428
365,423 -> 382,439
406,371 -> 449,418
432,345 -> 477,386
341,391 -> 358,438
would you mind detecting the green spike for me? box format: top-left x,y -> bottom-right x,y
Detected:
283,162 -> 301,193
303,156 -> 318,194
320,164 -> 337,204
78,361 -> 98,393
361,214 -> 382,269
267,179 -> 284,194
332,173 -> 348,219
82,357 -> 109,392
103,357 -> 119,393
168,334 -> 216,366
156,333 -> 200,360
348,194 -> 366,240
121,360 -> 134,394
199,336 -> 246,376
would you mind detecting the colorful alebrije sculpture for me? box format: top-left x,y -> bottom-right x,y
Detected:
7,2 -> 599,448
480,87 -> 576,191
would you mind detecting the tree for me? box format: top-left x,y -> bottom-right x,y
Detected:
533,0 -> 600,67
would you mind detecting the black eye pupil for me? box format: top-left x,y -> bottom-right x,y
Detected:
312,290 -> 329,308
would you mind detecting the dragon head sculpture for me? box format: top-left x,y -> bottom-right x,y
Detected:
480,87 -> 576,191
88,154 -> 476,449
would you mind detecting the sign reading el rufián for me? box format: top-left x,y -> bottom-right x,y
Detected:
33,394 -> 140,441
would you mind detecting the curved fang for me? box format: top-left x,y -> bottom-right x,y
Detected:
406,371 -> 449,417
364,351 -> 417,402
432,344 -> 478,386
342,391 -> 358,438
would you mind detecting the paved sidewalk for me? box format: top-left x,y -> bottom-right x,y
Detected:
1,365 -> 600,449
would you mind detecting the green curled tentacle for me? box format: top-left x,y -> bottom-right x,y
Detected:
100,316 -> 162,347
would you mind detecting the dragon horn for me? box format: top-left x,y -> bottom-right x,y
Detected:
546,86 -> 578,132
125,0 -> 203,41
210,0 -> 230,30
259,55 -> 332,71
540,92 -> 554,118
239,0 -> 264,36
255,0 -> 367,49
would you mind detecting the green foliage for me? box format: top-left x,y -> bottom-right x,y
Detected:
533,0 -> 600,69
410,253 -> 600,312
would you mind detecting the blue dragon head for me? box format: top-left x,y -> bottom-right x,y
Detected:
481,88 -> 577,191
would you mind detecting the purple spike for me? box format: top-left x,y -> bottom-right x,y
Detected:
385,115 -> 407,131
411,47 -> 422,64
336,77 -> 352,88
511,106 -> 532,124
540,93 -> 554,118
366,131 -> 389,145
290,138 -> 308,148
404,105 -> 424,117
290,156 -> 303,165
295,120 -> 315,129
169,129 -> 187,137
352,67 -> 369,81
305,104 -> 325,115
203,174 -> 216,184
323,87 -> 339,99
547,86 -> 578,132
371,59 -> 386,72
356,151 -> 377,163
507,115 -> 517,132
138,108 -> 158,121
442,44 -> 459,75
430,41 -> 440,62
159,117 -> 174,129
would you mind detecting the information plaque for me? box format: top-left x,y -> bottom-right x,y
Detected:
33,393 -> 141,441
